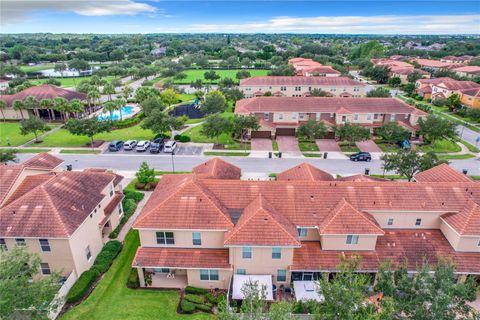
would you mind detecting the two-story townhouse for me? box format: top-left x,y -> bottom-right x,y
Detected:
132,158 -> 480,298
389,67 -> 430,84
451,66 -> 480,79
288,58 -> 341,77
0,153 -> 124,280
431,79 -> 480,101
411,58 -> 462,72
234,96 -> 427,138
239,76 -> 365,98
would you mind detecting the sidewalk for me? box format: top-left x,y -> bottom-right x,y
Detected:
117,191 -> 152,242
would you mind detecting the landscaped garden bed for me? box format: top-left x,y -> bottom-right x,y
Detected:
298,139 -> 319,152
178,287 -> 225,315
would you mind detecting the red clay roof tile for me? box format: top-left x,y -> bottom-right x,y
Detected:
192,158 -> 241,180
441,200 -> 480,236
277,163 -> 334,181
414,164 -> 472,183
22,152 -> 64,170
239,76 -> 364,87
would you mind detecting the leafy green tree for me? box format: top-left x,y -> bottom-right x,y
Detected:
66,118 -> 111,149
222,88 -> 244,102
12,99 -> 26,120
239,279 -> 268,317
0,149 -> 17,163
232,115 -> 259,148
160,88 -> 180,106
204,70 -> 220,84
69,99 -> 85,118
121,85 -> 133,100
136,161 -> 155,184
382,149 -> 444,181
268,302 -> 295,320
297,120 -> 327,141
54,63 -> 67,77
334,123 -> 371,146
350,40 -> 385,59
110,49 -> 125,61
135,86 -> 160,102
140,97 -> 164,116
366,87 -> 391,98
362,66 -> 390,84
20,116 -> 49,142
173,72 -> 187,81
310,88 -> 330,97
268,64 -> 295,76
201,114 -> 231,145
0,245 -> 61,319
236,70 -> 251,80
376,122 -> 411,144
446,93 -> 462,112
402,83 -> 416,96
103,101 -> 117,122
219,77 -> 235,88
407,71 -> 425,83
141,108 -> 184,135
466,108 -> 480,122
201,90 -> 228,115
0,100 -> 6,121
68,59 -> 90,72
190,79 -> 204,90
387,77 -> 401,87
417,115 -> 457,144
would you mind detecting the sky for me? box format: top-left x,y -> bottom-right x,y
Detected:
1,0 -> 479,34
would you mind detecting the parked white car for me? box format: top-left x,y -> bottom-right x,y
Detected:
163,140 -> 177,153
136,140 -> 151,152
123,140 -> 137,151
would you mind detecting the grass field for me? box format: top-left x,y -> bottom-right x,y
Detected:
173,69 -> 269,84
437,154 -> 476,161
20,63 -> 55,72
30,76 -> 117,88
183,125 -> 245,150
416,139 -> 461,153
61,230 -> 212,320
0,122 -> 57,146
303,153 -> 323,157
36,123 -> 155,147
298,140 -> 319,152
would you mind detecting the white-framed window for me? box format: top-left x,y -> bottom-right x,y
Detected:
277,269 -> 287,282
0,239 -> 7,251
16,238 -> 26,246
346,235 -> 359,245
374,114 -> 379,120
280,86 -> 286,91
331,88 -> 336,92
390,114 -> 396,121
156,232 -> 175,245
367,114 -> 372,121
278,113 -> 283,120
297,228 -> 308,237
353,114 -> 359,121
40,263 -> 51,275
242,246 -> 252,259
200,269 -> 219,281
109,185 -> 114,197
236,268 -> 246,275
342,116 -> 347,122
154,268 -> 170,273
299,113 -> 305,120
387,218 -> 394,226
85,245 -> 92,261
192,232 -> 201,246
39,239 -> 51,252
291,113 -> 297,120
118,204 -> 123,215
295,86 -> 301,91
316,113 -> 321,121
264,113 -> 269,120
272,247 -> 281,259
415,218 -> 422,226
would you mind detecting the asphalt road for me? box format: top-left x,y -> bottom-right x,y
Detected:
17,153 -> 480,177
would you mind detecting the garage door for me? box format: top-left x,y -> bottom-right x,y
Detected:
276,128 -> 296,136
251,131 -> 271,139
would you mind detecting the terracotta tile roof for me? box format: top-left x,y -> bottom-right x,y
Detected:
416,77 -> 452,86
337,174 -> 388,182
435,80 -> 480,91
22,152 -> 64,170
319,198 -> 384,235
133,247 -> 231,269
452,66 -> 480,74
291,230 -> 480,273
441,200 -> 480,236
0,171 -> 114,238
391,67 -> 430,76
133,174 -> 234,230
224,194 -> 300,246
4,173 -> 55,206
192,158 -> 241,180
239,76 -> 364,87
277,163 -> 334,181
235,97 -> 419,115
303,66 -> 341,74
0,85 -> 87,107
460,87 -> 480,98
84,168 -> 124,186
103,191 -> 124,216
0,165 -> 24,205
413,59 -> 461,69
372,59 -> 413,69
414,164 -> 472,183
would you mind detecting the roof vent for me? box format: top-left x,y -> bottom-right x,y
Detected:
12,210 -> 15,215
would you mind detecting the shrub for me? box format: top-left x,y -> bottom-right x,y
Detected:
108,226 -> 120,239
123,189 -> 144,203
66,270 -> 99,303
292,301 -> 306,314
195,303 -> 212,312
122,198 -> 137,216
185,286 -> 209,294
154,133 -> 171,140
180,300 -> 197,314
184,294 -> 204,304
174,134 -> 191,142
205,292 -> 217,304
127,268 -> 139,288
91,240 -> 122,274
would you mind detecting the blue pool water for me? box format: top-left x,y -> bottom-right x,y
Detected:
98,106 -> 134,121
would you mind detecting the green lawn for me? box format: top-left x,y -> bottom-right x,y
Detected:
376,142 -> 400,152
437,154 -> 476,161
30,76 -> 118,88
298,140 -> 319,152
20,63 -> 55,72
416,140 -> 461,153
339,142 -> 360,153
173,69 -> 269,84
36,123 -> 155,147
183,124 -> 246,150
178,94 -> 197,102
459,140 -> 480,153
272,140 -> 279,151
185,118 -> 205,124
0,122 -> 57,146
303,153 -> 323,157
61,230 -> 212,320
6,148 -> 51,153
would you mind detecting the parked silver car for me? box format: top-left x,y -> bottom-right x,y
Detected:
123,140 -> 138,151
136,140 -> 151,152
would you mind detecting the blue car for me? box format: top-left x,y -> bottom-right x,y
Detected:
108,140 -> 123,152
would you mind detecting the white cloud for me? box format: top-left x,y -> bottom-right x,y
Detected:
182,15 -> 480,34
0,0 -> 157,25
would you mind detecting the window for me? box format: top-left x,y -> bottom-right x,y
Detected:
295,86 -> 301,91
353,114 -> 359,121
40,263 -> 51,275
297,228 -> 308,237
280,86 -> 286,91
272,247 -> 282,259
16,238 -> 26,246
299,113 -> 305,120
236,269 -> 246,275
264,113 -> 269,120
242,246 -> 252,259
291,113 -> 297,120
39,239 -> 51,252
156,232 -> 175,245
118,204 -> 123,215
109,185 -> 114,197
316,113 -> 320,121
342,116 -> 347,122
85,246 -> 92,261
308,87 -> 312,92
0,239 -> 7,251
192,232 -> 201,246
478,239 -> 480,247
331,88 -> 336,92
278,113 -> 283,120
346,235 -> 359,245
277,269 -> 287,282
387,218 -> 394,226
415,218 -> 422,226
374,114 -> 379,120
367,114 -> 372,121
200,269 -> 219,281
390,114 -> 396,121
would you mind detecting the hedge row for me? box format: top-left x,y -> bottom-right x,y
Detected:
112,112 -> 145,129
66,270 -> 98,303
185,286 -> 209,294
174,134 -> 191,143
109,189 -> 144,239
180,300 -> 212,314
91,241 -> 122,274
127,268 -> 140,289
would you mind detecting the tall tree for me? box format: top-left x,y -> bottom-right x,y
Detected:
66,118 -> 111,149
417,115 -> 457,144
135,161 -> 155,185
407,71 -> 425,83
53,97 -> 69,122
20,116 -> 49,142
297,120 -> 327,141
232,115 -> 260,148
201,90 -> 228,115
141,108 -> 184,135
121,85 -> 133,100
204,70 -> 220,84
310,88 -> 330,97
160,88 -> 180,106
366,87 -> 391,97
376,122 -> 411,144
446,93 -> 462,112
334,123 -> 371,146
54,63 -> 67,77
103,101 -> 117,122
382,149 -> 444,181
102,83 -> 115,101
200,114 -> 231,145
69,99 -> 85,118
12,100 -> 25,120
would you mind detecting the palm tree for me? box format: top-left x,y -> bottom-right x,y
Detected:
24,96 -> 38,117
102,83 -> 115,101
115,99 -> 126,120
12,100 -> 25,120
0,100 -> 6,122
40,99 -> 53,121
121,85 -> 133,100
88,88 -> 101,112
69,99 -> 85,118
53,97 -> 68,123
103,101 -> 116,122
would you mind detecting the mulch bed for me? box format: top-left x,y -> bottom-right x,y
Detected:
83,140 -> 105,148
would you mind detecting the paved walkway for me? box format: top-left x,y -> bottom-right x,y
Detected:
117,191 -> 152,242
356,140 -> 382,152
316,139 -> 341,152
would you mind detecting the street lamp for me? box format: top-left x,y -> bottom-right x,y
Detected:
171,150 -> 175,173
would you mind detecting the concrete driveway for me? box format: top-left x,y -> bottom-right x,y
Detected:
251,138 -> 272,151
316,139 -> 341,152
276,136 -> 300,152
356,140 -> 382,153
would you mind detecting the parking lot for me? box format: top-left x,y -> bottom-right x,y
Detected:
104,144 -> 204,156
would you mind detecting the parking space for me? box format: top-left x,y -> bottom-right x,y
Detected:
356,140 -> 382,153
104,144 -> 203,155
251,138 -> 272,151
276,136 -> 300,152
316,139 -> 341,152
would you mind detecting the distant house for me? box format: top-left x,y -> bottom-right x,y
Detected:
415,77 -> 480,108
370,58 -> 430,84
288,58 -> 341,77
0,79 -> 10,91
411,58 -> 461,72
150,47 -> 167,57
451,66 -> 480,79
390,67 -> 430,84
440,55 -> 475,64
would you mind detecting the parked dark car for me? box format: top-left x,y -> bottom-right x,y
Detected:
350,152 -> 372,162
150,137 -> 165,153
108,140 -> 123,152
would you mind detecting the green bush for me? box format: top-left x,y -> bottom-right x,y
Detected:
108,226 -> 120,239
180,300 -> 197,314
112,112 -> 144,129
122,198 -> 137,216
195,303 -> 212,312
66,270 -> 99,303
123,189 -> 144,203
184,294 -> 204,304
185,286 -> 209,294
127,268 -> 139,288
292,301 -> 306,314
174,134 -> 191,143
205,292 -> 217,304
91,240 -> 122,274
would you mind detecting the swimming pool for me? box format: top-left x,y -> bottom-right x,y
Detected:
97,106 -> 134,121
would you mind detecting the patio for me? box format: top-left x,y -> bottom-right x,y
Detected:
150,271 -> 188,289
